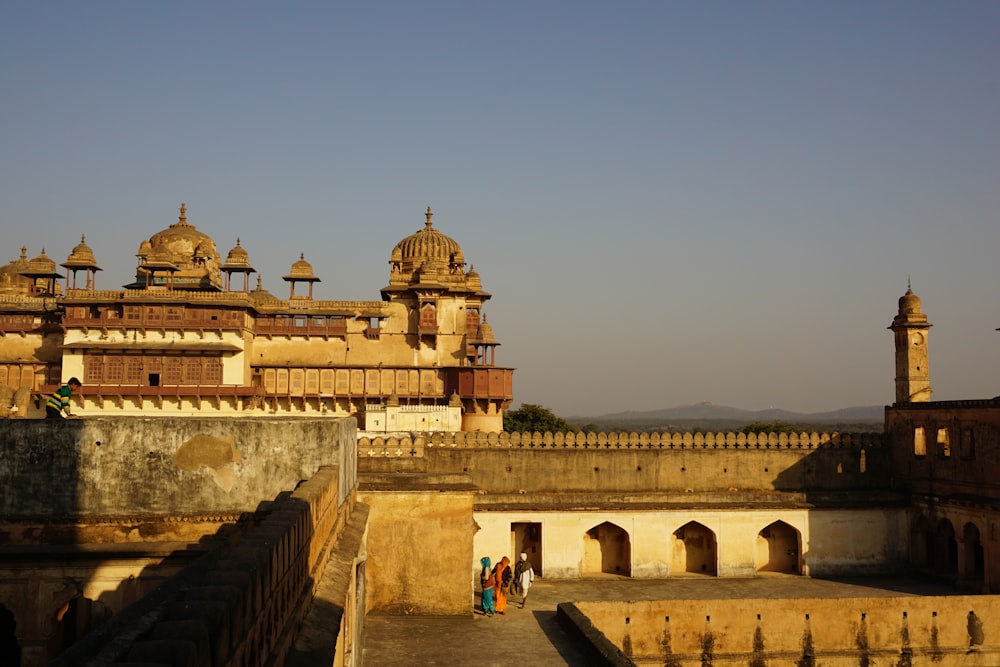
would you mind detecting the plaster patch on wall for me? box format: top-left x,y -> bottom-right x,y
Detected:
173,434 -> 242,492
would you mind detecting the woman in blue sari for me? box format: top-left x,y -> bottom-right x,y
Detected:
479,557 -> 496,616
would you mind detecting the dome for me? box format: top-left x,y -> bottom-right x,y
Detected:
0,247 -> 32,293
25,248 -> 60,276
131,203 -> 223,290
477,318 -> 495,342
898,287 -> 922,315
223,238 -> 253,269
146,203 -> 221,267
283,253 -> 319,281
393,207 -> 463,265
249,275 -> 277,302
62,235 -> 101,270
465,265 -> 482,291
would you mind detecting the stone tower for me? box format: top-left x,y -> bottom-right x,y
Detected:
889,284 -> 932,403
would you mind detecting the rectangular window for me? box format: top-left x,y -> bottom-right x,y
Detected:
125,357 -> 143,384
105,359 -> 123,384
961,428 -> 976,459
84,356 -> 103,384
937,428 -> 951,458
914,426 -> 926,456
124,306 -> 141,321
164,358 -> 182,384
203,358 -> 222,385
165,307 -> 183,322
184,358 -> 203,385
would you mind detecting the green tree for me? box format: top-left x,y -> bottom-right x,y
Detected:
503,404 -> 578,433
740,421 -> 799,434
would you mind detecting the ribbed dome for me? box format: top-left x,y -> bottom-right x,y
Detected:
223,238 -> 253,269
26,248 -> 58,275
0,247 -> 32,293
283,253 -> 319,280
146,203 -> 220,267
62,235 -> 101,269
393,207 -> 463,264
477,318 -> 495,342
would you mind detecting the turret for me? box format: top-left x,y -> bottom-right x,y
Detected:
889,282 -> 932,403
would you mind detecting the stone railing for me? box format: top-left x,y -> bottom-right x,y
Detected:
359,430 -> 884,456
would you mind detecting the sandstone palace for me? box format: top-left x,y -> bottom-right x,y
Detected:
4,205 -> 1000,666
0,204 -> 512,431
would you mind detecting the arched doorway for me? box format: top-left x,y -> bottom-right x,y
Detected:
672,521 -> 717,575
582,522 -> 631,576
963,522 -> 985,588
511,522 -> 542,576
756,520 -> 801,574
933,518 -> 958,578
0,604 -> 20,667
910,514 -> 933,570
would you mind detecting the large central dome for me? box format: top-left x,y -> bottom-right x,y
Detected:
393,207 -> 463,266
146,203 -> 221,268
131,203 -> 223,290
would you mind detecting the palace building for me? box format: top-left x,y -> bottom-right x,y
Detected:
0,204 -> 513,432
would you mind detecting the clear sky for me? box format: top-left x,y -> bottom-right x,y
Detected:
2,2 -> 998,417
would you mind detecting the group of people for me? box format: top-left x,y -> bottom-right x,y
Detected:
478,552 -> 534,616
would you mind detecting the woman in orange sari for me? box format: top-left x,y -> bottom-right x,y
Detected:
493,556 -> 512,614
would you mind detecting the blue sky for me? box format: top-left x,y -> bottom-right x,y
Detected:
2,2 -> 999,416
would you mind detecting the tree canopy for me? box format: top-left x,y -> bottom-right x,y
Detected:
503,404 -> 578,433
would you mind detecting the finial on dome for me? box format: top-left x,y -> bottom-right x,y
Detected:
256,275 -> 263,290
20,246 -> 27,260
80,234 -> 86,243
425,206 -> 434,229
236,237 -> 241,247
177,202 -> 189,226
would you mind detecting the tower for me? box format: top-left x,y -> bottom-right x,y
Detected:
889,283 -> 932,403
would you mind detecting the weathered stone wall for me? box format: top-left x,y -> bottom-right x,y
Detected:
570,595 -> 1000,666
359,431 -> 887,494
50,467 -> 368,667
358,473 -> 476,615
0,416 -> 356,516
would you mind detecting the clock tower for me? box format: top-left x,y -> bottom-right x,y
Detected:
889,283 -> 932,404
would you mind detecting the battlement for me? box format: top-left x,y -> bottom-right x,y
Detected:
359,430 -> 884,456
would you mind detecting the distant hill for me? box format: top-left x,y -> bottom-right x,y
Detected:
567,402 -> 884,433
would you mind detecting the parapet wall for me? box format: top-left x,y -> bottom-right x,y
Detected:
0,416 -> 356,517
361,430 -> 884,451
358,431 -> 888,495
52,466 -> 369,667
569,595 -> 1000,666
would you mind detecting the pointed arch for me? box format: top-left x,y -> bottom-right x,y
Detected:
0,603 -> 20,667
672,521 -> 717,575
910,513 -> 933,569
933,518 -> 957,577
582,521 -> 631,576
756,520 -> 802,574
963,521 -> 985,587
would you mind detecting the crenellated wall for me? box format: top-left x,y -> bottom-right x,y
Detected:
359,431 -> 888,495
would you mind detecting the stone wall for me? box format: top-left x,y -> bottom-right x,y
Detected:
359,431 -> 887,494
50,467 -> 368,667
358,473 -> 477,615
0,416 -> 356,516
568,595 -> 1000,666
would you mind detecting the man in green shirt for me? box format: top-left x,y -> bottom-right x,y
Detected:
46,377 -> 82,419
